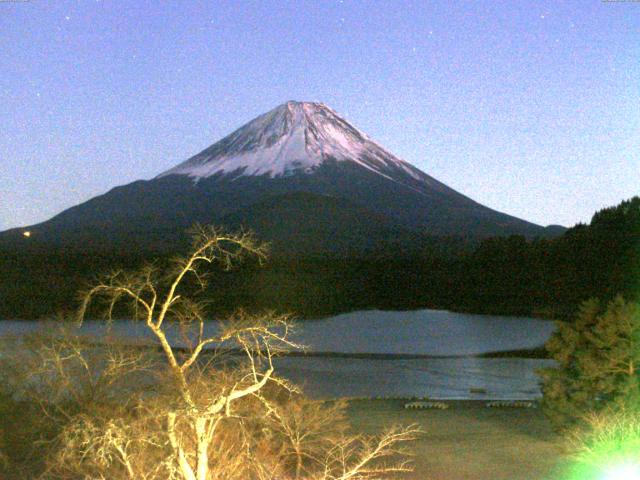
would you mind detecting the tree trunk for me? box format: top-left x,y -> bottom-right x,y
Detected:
195,417 -> 209,480
295,443 -> 303,479
167,412 -> 197,480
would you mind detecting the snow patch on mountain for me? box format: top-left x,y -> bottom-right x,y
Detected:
158,101 -> 431,186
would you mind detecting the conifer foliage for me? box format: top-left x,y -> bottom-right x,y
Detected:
539,297 -> 640,428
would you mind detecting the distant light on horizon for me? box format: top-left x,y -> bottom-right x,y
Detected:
23,230 -> 31,238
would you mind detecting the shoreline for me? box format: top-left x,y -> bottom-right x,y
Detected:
0,330 -> 550,359
39,341 -> 553,360
278,345 -> 549,359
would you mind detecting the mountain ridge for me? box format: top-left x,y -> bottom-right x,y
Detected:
1,101 -> 564,251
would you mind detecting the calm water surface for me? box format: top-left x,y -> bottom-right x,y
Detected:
0,309 -> 555,400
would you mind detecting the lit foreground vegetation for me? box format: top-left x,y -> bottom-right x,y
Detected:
565,408 -> 640,480
0,227 -> 418,479
1,225 -> 638,479
541,297 -> 640,478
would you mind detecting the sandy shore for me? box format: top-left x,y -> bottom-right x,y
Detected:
345,399 -> 570,480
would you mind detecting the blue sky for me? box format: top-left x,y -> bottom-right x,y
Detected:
1,0 -> 638,231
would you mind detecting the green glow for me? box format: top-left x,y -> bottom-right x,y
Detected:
567,459 -> 640,480
603,462 -> 640,480
564,410 -> 640,480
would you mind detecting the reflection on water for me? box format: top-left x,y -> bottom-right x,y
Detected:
0,309 -> 556,400
275,356 -> 554,400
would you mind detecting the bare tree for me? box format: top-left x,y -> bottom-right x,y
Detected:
319,425 -> 418,480
266,397 -> 349,478
265,397 -> 418,480
0,322 -> 159,479
75,226 -> 302,480
3,226 -> 419,479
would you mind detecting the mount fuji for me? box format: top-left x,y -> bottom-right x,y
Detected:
2,101 -> 561,253
159,101 -> 434,185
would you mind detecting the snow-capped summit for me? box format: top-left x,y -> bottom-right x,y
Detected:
158,101 -> 427,185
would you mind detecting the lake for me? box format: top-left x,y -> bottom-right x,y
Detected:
0,309 -> 556,400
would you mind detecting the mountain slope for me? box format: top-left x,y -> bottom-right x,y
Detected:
1,101 -> 561,253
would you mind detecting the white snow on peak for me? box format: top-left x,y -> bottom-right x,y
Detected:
158,101 -> 430,185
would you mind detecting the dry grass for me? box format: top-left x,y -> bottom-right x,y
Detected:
345,399 -> 570,480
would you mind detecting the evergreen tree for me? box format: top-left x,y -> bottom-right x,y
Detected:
539,296 -> 640,428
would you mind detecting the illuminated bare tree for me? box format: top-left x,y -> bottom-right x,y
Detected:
1,226 -> 419,479
75,226 -> 302,480
265,397 -> 418,480
0,322 -> 156,479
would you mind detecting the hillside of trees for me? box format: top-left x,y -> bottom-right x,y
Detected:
0,197 -> 637,320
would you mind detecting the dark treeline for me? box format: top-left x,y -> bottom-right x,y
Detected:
454,196 -> 639,318
0,197 -> 637,320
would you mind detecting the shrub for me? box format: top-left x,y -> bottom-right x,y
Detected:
539,296 -> 640,429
